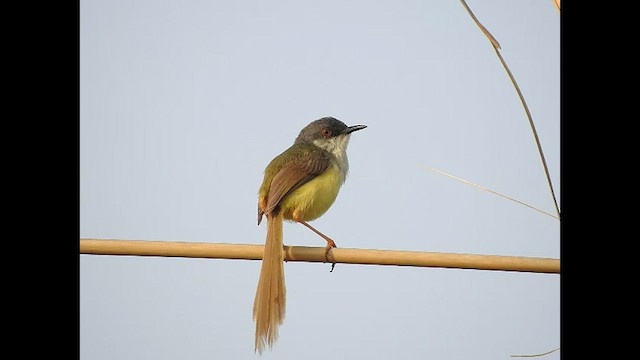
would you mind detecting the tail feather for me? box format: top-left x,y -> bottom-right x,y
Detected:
253,211 -> 286,354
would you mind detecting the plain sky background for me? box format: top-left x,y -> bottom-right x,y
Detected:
80,1 -> 560,359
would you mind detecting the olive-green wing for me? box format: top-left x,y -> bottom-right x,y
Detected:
261,144 -> 331,218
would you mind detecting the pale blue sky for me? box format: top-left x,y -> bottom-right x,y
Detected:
80,1 -> 560,359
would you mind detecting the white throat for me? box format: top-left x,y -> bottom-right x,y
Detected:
313,134 -> 351,183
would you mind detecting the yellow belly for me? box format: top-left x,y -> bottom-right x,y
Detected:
280,166 -> 343,222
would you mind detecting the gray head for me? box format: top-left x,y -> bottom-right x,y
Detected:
295,117 -> 367,145
295,116 -> 366,183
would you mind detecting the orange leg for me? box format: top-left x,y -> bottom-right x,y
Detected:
295,218 -> 337,272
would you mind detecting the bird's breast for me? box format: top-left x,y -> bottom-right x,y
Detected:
280,165 -> 343,222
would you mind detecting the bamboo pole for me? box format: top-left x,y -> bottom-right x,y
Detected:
80,239 -> 559,274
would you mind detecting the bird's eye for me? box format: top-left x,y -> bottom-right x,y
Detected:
321,129 -> 332,137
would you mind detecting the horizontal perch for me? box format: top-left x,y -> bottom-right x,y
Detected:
80,239 -> 559,274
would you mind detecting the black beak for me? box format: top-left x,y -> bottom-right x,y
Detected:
343,124 -> 367,134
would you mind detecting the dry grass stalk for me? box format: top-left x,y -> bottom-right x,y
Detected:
511,347 -> 560,357
457,0 -> 560,220
420,165 -> 559,220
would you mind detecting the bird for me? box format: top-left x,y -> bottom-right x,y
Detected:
253,116 -> 367,354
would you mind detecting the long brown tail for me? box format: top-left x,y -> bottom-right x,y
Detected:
253,211 -> 286,354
